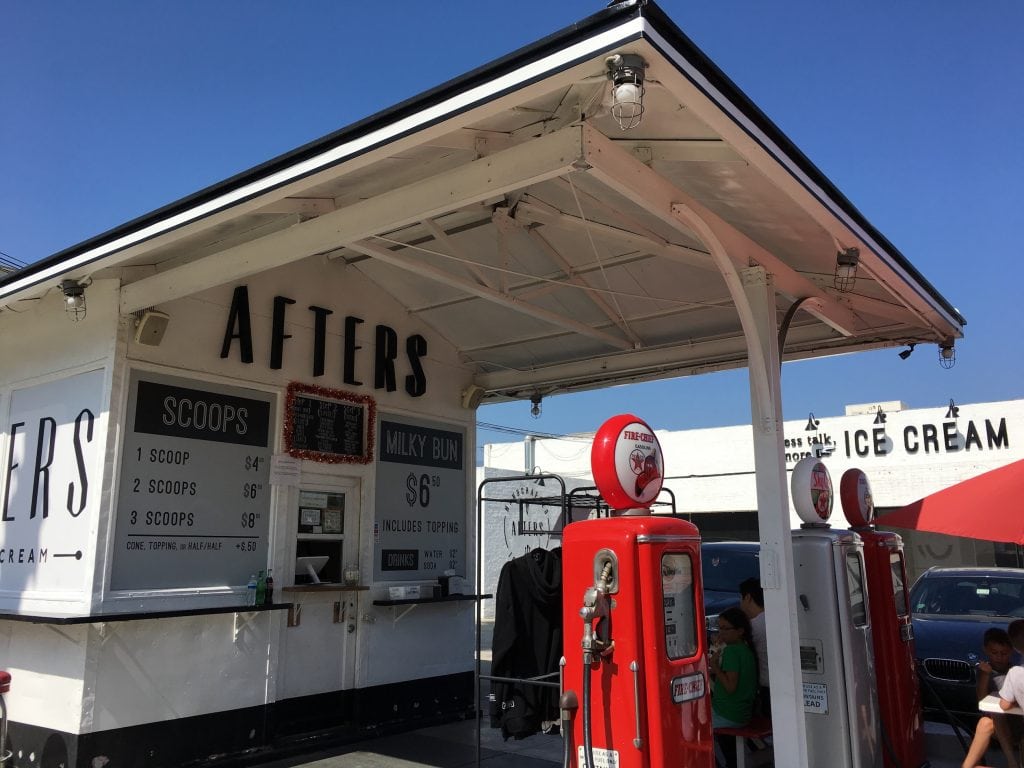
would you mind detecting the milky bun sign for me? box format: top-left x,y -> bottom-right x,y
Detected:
591,414 -> 664,511
791,455 -> 833,525
840,468 -> 875,528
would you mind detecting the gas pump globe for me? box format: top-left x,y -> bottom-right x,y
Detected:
562,415 -> 713,768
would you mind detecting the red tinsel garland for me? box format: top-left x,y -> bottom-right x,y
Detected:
283,381 -> 375,464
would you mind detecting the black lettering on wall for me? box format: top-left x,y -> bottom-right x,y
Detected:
872,427 -> 888,456
270,296 -> 296,370
309,305 -> 333,377
922,424 -> 939,453
2,422 -> 24,521
220,285 -> 254,363
987,418 -> 1009,449
68,408 -> 95,517
405,334 -> 427,397
30,417 -> 57,519
904,426 -> 919,454
344,316 -> 364,386
853,429 -> 869,458
375,324 -> 398,392
943,421 -> 959,451
964,421 -> 982,450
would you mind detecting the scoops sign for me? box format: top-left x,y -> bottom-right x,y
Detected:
591,414 -> 664,511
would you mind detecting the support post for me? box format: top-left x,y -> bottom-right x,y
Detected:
742,265 -> 810,768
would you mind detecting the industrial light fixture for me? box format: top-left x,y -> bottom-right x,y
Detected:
939,341 -> 956,369
833,247 -> 860,293
945,399 -> 959,420
60,279 -> 86,321
873,406 -> 887,426
898,343 -> 916,360
805,412 -> 820,432
606,53 -> 646,131
530,465 -> 546,487
530,393 -> 543,419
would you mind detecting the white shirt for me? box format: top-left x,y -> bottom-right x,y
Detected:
750,611 -> 769,686
998,665 -> 1024,710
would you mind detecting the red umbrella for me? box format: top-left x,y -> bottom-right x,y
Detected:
879,458 -> 1024,545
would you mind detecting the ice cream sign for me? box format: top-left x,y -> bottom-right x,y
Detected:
791,456 -> 833,526
590,414 -> 664,511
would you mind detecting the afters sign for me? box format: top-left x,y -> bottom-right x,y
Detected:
0,370 -> 105,594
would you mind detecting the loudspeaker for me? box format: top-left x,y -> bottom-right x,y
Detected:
461,385 -> 486,410
134,310 -> 170,346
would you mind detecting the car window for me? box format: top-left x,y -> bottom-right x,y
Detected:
911,576 -> 1024,617
701,548 -> 759,592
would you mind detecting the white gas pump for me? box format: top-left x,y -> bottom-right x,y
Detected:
790,456 -> 882,768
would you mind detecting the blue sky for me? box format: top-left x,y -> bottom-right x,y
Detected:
2,1 -> 1021,445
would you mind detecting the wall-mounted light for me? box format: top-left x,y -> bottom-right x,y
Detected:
606,53 -> 646,131
833,247 -> 860,293
939,341 -> 956,369
898,343 -> 915,360
873,406 -> 887,425
805,412 -> 819,432
945,399 -> 959,419
60,279 -> 86,321
530,393 -> 543,419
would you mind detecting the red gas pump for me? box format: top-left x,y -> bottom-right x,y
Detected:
840,468 -> 925,768
562,415 -> 713,768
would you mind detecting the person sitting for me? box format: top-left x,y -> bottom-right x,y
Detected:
996,619 -> 1024,761
962,627 -> 1020,768
710,606 -> 758,767
739,576 -> 770,718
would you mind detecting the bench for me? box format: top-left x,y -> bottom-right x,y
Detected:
714,714 -> 772,768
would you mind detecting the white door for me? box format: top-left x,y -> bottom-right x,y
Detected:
279,473 -> 360,699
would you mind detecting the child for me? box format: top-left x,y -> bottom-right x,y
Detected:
962,627 -> 1019,768
999,619 -> 1024,712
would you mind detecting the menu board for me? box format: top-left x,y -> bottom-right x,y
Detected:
284,383 -> 373,463
373,416 -> 466,582
110,371 -> 275,591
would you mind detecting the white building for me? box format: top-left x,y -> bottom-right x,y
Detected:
0,3 -> 964,767
480,398 -> 1023,594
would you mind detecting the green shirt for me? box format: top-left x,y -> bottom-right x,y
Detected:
712,642 -> 757,724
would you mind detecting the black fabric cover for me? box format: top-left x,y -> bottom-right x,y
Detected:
489,546 -> 563,740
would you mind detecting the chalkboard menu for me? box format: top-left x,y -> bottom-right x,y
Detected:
284,383 -> 374,464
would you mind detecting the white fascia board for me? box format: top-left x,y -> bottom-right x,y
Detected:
643,25 -> 963,337
0,18 -> 646,307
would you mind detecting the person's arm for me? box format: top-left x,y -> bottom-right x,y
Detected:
713,646 -> 740,693
976,660 -> 992,702
999,697 -> 1015,711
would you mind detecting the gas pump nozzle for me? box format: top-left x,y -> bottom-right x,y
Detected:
580,584 -> 612,664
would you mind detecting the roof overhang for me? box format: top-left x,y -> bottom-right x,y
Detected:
0,0 -> 963,403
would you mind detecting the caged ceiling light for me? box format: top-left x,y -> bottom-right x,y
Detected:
939,341 -> 956,369
60,279 -> 86,322
606,53 -> 646,131
833,247 -> 860,293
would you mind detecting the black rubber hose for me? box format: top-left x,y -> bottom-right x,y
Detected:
582,656 -> 595,768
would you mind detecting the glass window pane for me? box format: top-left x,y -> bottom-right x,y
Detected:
662,552 -> 697,659
846,552 -> 867,627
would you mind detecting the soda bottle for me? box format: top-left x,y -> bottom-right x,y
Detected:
265,569 -> 274,605
256,569 -> 267,606
246,574 -> 257,606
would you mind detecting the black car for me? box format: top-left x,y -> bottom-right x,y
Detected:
700,541 -> 760,620
910,566 -> 1024,719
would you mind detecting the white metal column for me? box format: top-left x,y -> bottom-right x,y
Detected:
742,266 -> 809,768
